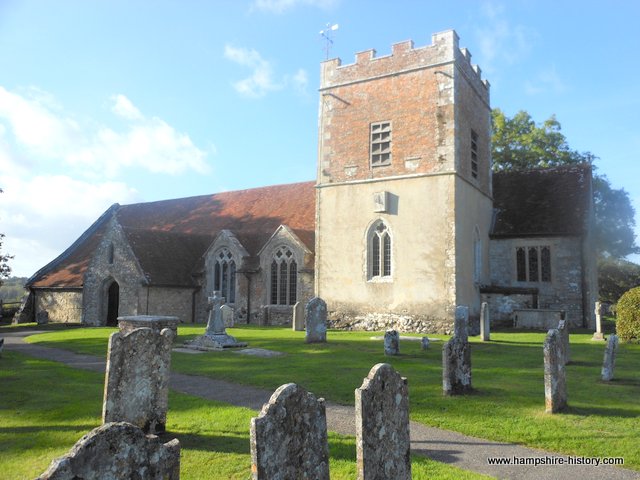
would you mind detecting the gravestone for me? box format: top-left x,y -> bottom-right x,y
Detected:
443,306 -> 472,395
118,315 -> 179,336
421,337 -> 430,350
355,363 -> 411,480
103,326 -> 174,434
544,328 -> 567,413
557,319 -> 570,365
36,310 -> 49,325
37,422 -> 180,480
305,297 -> 327,343
250,383 -> 329,480
0,337 -> 4,356
292,301 -> 305,331
184,291 -> 247,350
260,305 -> 270,326
592,301 -> 605,341
384,330 -> 400,355
480,302 -> 490,341
601,334 -> 619,382
221,304 -> 234,328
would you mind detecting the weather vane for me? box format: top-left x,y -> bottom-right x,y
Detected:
320,23 -> 339,60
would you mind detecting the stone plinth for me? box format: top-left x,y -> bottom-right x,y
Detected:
305,297 -> 327,343
103,327 -> 174,434
384,330 -> 400,355
601,334 -> 619,381
544,329 -> 567,413
250,383 -> 329,480
480,302 -> 490,341
37,422 -> 180,480
355,363 -> 411,480
118,315 -> 179,336
292,301 -> 305,331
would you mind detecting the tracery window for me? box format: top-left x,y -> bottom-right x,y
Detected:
369,221 -> 392,279
270,246 -> 297,305
516,246 -> 551,283
213,248 -> 236,303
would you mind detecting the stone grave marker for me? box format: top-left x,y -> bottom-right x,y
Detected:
250,383 -> 329,480
443,306 -> 472,395
103,326 -> 174,434
454,305 -> 469,342
355,363 -> 411,480
384,330 -> 400,355
184,291 -> 247,350
118,315 -> 179,336
260,305 -> 270,326
557,319 -> 570,365
421,337 -> 430,350
37,422 -> 180,480
292,301 -> 305,331
221,304 -> 234,328
601,334 -> 619,382
592,301 -> 605,341
305,297 -> 327,344
544,328 -> 567,413
480,301 -> 490,341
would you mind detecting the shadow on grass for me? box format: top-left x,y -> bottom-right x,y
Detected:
168,431 -> 250,455
0,425 -> 97,435
564,404 -> 640,418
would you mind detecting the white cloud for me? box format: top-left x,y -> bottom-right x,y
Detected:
224,45 -> 282,98
524,67 -> 568,95
251,0 -> 337,14
290,68 -> 309,95
111,94 -> 143,120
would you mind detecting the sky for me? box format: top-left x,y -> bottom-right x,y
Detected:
1,0 -> 639,278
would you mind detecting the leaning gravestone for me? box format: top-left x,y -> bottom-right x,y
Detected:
480,302 -> 490,341
103,326 -> 174,434
292,301 -> 305,331
305,297 -> 327,343
601,334 -> 619,382
544,328 -> 567,413
384,330 -> 400,356
37,422 -> 180,480
442,306 -> 472,395
355,363 -> 411,480
250,383 -> 329,480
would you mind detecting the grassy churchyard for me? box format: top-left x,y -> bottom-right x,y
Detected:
2,323 -> 639,478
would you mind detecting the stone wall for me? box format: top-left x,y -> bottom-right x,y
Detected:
34,289 -> 83,324
143,287 -> 195,324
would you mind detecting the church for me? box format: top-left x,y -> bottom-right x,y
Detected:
22,30 -> 598,333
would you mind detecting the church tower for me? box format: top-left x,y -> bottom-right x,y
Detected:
315,30 -> 492,332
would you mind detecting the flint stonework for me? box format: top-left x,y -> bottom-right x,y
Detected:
37,422 -> 180,480
384,330 -> 400,355
557,319 -> 570,365
250,383 -> 329,480
103,327 -> 174,434
544,329 -> 567,413
601,334 -> 619,382
480,302 -> 490,341
355,363 -> 411,480
592,301 -> 605,341
305,297 -> 327,343
292,301 -> 305,331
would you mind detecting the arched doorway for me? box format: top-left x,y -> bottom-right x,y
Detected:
106,281 -> 120,327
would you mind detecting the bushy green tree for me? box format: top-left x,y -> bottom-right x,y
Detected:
598,258 -> 640,304
616,286 -> 640,341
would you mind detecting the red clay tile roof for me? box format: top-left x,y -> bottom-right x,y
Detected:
28,181 -> 317,288
491,165 -> 592,238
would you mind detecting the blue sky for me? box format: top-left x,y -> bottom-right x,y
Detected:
1,0 -> 639,277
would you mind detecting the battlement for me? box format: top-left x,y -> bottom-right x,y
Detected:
320,30 -> 489,95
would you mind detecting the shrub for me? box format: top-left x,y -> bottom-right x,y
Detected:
616,286 -> 640,341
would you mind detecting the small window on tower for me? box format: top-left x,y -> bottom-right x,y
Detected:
371,122 -> 391,167
471,129 -> 479,179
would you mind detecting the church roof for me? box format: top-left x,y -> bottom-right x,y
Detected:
28,181 -> 316,288
491,164 -> 592,238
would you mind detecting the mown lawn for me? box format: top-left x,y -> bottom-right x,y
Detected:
0,350 -> 487,479
12,323 -> 640,471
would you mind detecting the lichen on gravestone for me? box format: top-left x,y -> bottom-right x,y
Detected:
305,297 -> 328,343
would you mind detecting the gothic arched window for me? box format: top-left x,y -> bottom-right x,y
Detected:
213,248 -> 236,303
368,221 -> 392,279
270,246 -> 297,305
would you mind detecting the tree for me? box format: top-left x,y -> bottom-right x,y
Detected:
0,189 -> 12,286
597,258 -> 640,304
492,109 -> 639,259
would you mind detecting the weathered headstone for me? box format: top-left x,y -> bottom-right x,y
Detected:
592,301 -> 605,341
355,363 -> 411,480
36,310 -> 49,325
250,383 -> 329,480
184,291 -> 247,350
0,337 -> 4,356
292,301 -> 305,331
221,304 -> 234,328
601,334 -> 619,382
260,305 -> 270,326
421,337 -> 430,350
118,315 -> 179,336
103,326 -> 174,434
544,328 -> 567,413
443,306 -> 472,395
305,297 -> 327,343
480,302 -> 490,341
384,330 -> 400,355
37,422 -> 180,480
557,319 -> 570,365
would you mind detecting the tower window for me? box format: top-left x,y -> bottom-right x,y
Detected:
270,246 -> 297,305
371,122 -> 392,167
369,221 -> 392,279
471,129 -> 479,179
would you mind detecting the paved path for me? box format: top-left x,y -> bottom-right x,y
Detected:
4,331 -> 639,480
